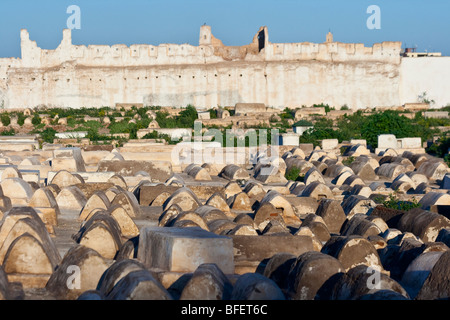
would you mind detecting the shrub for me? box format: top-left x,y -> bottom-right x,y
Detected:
155,105 -> 198,129
381,193 -> 420,211
31,113 -> 41,125
17,114 -> 26,126
445,154 -> 450,167
155,111 -> 177,128
414,112 -> 450,128
418,91 -> 435,105
82,120 -> 103,131
136,117 -> 151,130
34,123 -> 45,130
66,116 -> 78,128
209,109 -> 217,119
141,131 -> 158,139
441,105 -> 450,112
108,120 -> 132,134
427,132 -> 450,158
0,128 -> 15,136
269,114 -> 278,123
278,119 -> 292,130
46,106 -> 113,119
285,166 -> 301,181
280,107 -> 294,120
299,117 -> 338,147
0,113 -> 10,126
124,109 -> 135,117
313,103 -> 331,113
342,156 -> 355,166
38,127 -> 57,143
141,131 -> 175,144
128,123 -> 138,140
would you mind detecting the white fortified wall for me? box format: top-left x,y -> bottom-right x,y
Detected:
400,57 -> 450,108
0,26 -> 446,110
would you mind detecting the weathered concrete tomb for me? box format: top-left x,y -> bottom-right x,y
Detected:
0,140 -> 445,301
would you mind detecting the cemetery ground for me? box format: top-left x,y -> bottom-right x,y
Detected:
0,103 -> 448,302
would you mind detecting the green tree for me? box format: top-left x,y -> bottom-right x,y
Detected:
155,111 -> 177,128
360,111 -> 426,148
298,110 -> 436,149
299,117 -> 338,146
177,105 -> 198,128
335,110 -> 365,142
39,127 -> 57,143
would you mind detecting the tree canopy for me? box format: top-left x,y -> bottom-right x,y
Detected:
300,110 -> 437,148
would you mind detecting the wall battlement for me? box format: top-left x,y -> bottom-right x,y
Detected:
0,26 -> 448,110
10,26 -> 402,69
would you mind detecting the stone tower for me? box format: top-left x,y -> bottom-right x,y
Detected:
199,25 -> 212,46
61,29 -> 72,47
326,31 -> 333,43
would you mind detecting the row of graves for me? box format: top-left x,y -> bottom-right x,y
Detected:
0,130 -> 446,300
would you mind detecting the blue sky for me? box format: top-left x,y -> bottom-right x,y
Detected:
0,0 -> 449,58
